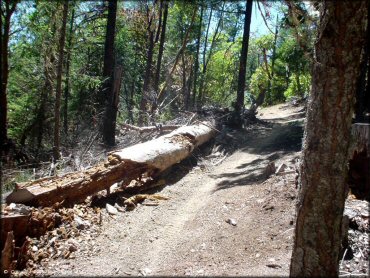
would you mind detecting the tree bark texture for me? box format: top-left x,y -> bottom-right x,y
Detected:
138,11 -> 155,126
53,1 -> 69,160
153,0 -> 168,95
102,0 -> 118,145
235,0 -> 252,116
63,5 -> 75,135
103,65 -> 123,144
290,2 -> 368,277
0,1 -> 18,148
192,4 -> 203,109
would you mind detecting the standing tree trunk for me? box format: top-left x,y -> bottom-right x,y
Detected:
235,0 -> 252,124
185,61 -> 193,110
153,0 -> 168,94
192,4 -> 203,109
102,0 -> 118,146
290,2 -> 367,277
199,2 -> 225,103
138,3 -> 157,126
0,0 -> 18,149
265,15 -> 279,105
197,7 -> 213,107
53,1 -> 69,160
156,6 -> 198,107
354,1 -> 370,123
63,5 -> 75,135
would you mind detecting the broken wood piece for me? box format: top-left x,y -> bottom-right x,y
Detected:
1,213 -> 29,251
6,122 -> 215,207
124,194 -> 169,209
121,123 -> 181,133
1,231 -> 15,275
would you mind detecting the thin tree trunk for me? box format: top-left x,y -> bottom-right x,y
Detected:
181,51 -> 187,109
63,5 -> 75,135
138,3 -> 157,126
235,0 -> 253,120
192,4 -> 203,109
197,7 -> 213,107
53,1 -> 69,160
154,0 -> 163,44
152,0 -> 168,110
200,2 -> 225,104
156,6 -> 197,106
295,69 -> 302,97
38,54 -> 54,155
185,62 -> 193,110
266,17 -> 279,105
290,2 -> 367,277
102,0 -> 118,146
0,1 -> 18,149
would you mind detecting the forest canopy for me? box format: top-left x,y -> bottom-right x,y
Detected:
2,0 -> 317,157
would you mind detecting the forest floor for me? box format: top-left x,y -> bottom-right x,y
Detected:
9,103 -> 368,277
28,103 -> 305,276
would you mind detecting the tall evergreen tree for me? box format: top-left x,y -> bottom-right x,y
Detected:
102,0 -> 118,146
53,1 -> 69,160
235,0 -> 252,126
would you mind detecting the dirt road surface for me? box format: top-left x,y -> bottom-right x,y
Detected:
34,103 -> 305,276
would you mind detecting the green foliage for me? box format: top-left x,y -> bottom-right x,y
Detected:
3,169 -> 34,192
284,73 -> 311,99
4,0 -> 315,158
250,66 -> 269,97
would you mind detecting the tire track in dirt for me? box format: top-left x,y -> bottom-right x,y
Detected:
34,103 -> 304,277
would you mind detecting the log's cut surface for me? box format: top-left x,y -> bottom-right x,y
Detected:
6,122 -> 216,207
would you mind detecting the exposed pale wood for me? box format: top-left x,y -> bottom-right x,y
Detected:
6,122 -> 216,207
122,123 -> 181,133
112,121 -> 216,172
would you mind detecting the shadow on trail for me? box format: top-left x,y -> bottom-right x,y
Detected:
213,118 -> 304,191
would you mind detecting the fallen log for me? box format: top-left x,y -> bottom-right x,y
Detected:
121,123 -> 181,133
6,122 -> 216,207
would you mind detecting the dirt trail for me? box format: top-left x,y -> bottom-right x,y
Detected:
36,103 -> 305,276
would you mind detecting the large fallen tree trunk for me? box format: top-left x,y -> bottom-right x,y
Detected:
6,122 -> 216,207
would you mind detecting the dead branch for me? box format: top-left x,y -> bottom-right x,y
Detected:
121,123 -> 181,133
